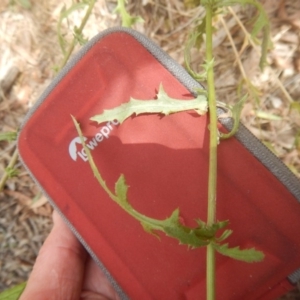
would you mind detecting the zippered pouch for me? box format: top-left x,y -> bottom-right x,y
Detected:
18,27 -> 300,300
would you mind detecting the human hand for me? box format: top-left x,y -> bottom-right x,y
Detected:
20,210 -> 120,300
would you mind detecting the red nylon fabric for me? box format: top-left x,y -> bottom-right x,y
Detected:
19,31 -> 300,300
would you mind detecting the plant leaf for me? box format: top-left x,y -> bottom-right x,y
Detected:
184,30 -> 207,80
0,131 -> 17,142
80,108 -> 212,244
115,174 -> 129,204
256,110 -> 282,121
91,84 -> 207,124
134,207 -> 212,248
111,173 -> 211,247
220,94 -> 247,139
213,243 -> 265,262
113,179 -> 230,248
194,219 -> 229,239
104,171 -> 228,248
0,282 -> 26,300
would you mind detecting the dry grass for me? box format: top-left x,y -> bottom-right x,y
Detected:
0,0 -> 299,298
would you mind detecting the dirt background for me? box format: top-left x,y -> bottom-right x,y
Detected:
0,0 -> 300,299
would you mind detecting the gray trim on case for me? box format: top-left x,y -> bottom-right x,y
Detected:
288,268 -> 300,285
18,26 -> 300,298
220,117 -> 300,203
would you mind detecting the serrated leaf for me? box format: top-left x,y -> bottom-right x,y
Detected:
213,243 -> 265,262
0,281 -> 26,300
113,189 -> 229,248
73,116 -> 228,249
91,84 -> 207,124
72,120 -> 209,248
151,208 -> 211,247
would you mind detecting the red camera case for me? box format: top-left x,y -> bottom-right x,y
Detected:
18,28 -> 300,300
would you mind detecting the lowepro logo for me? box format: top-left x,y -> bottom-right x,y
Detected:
69,120 -> 119,162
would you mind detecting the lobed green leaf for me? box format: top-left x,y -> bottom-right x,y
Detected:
213,243 -> 265,262
91,84 -> 207,124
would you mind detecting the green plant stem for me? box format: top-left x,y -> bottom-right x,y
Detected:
0,148 -> 18,192
207,243 -> 216,300
59,0 -> 96,69
205,4 -> 218,300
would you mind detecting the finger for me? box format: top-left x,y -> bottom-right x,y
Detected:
80,290 -> 115,300
20,211 -> 87,300
82,258 -> 120,300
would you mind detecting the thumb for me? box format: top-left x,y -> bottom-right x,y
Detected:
20,210 -> 87,300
